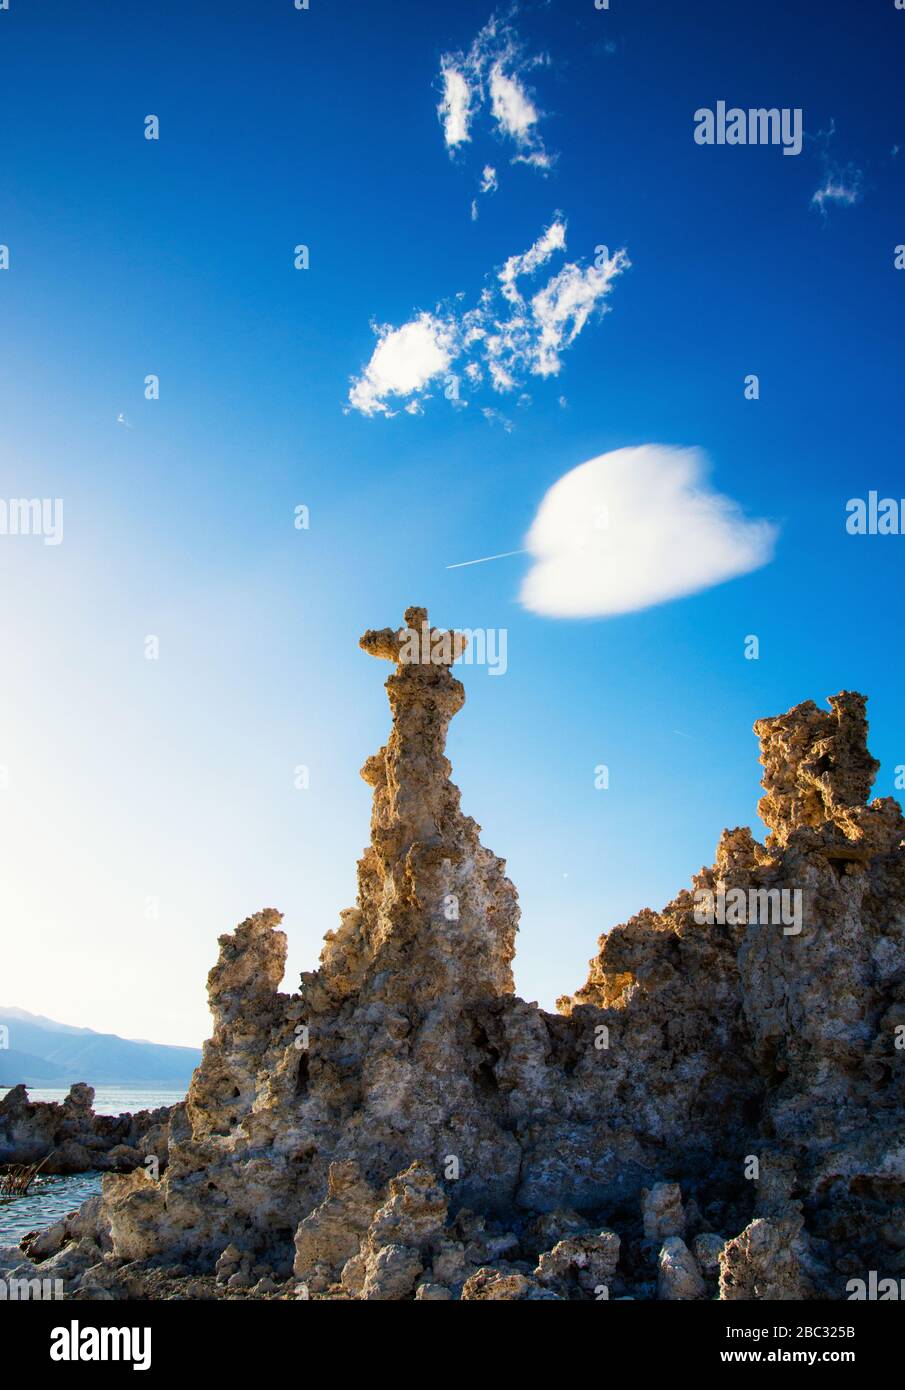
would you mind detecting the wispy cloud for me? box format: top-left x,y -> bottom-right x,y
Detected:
809,119 -> 864,218
347,222 -> 629,418
471,165 -> 499,221
438,62 -> 474,148
482,406 -> 514,432
520,445 -> 777,618
489,62 -> 539,142
499,219 -> 566,301
811,167 -> 863,213
436,10 -> 555,178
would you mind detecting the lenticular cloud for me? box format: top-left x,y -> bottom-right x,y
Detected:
520,445 -> 777,618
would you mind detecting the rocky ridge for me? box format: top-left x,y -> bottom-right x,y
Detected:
13,610 -> 904,1301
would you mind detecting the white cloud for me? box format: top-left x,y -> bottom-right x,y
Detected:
480,164 -> 498,194
811,168 -> 863,213
499,219 -> 566,302
482,406 -> 514,432
471,167 -> 497,217
489,62 -> 538,140
437,13 -> 554,173
529,256 -> 625,376
487,356 -> 517,392
520,445 -> 777,618
808,122 -> 864,217
513,149 -> 554,171
438,63 -> 473,148
348,222 -> 629,418
347,312 -> 457,417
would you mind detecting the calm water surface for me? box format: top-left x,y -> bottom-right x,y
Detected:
0,1086 -> 185,1247
0,1171 -> 104,1246
21,1087 -> 185,1116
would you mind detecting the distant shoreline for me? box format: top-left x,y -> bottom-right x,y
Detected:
2,1084 -> 187,1118
0,1007 -> 201,1095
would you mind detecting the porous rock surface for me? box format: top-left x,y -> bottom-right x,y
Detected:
0,1083 -> 169,1174
19,611 -> 905,1300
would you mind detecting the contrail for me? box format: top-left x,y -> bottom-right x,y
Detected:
446,548 -> 527,570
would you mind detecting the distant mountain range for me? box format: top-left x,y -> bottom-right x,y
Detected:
0,1007 -> 201,1090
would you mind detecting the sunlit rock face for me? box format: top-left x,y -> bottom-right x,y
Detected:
67,611 -> 904,1299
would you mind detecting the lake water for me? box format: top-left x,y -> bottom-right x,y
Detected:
0,1086 -> 186,1247
20,1086 -> 186,1116
0,1171 -> 105,1247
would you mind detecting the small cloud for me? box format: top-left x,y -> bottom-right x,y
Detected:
480,164 -> 498,194
436,11 -> 555,174
811,167 -> 863,213
513,148 -> 555,171
116,412 -> 133,429
530,257 -> 624,376
489,62 -> 538,142
520,445 -> 777,618
808,121 -> 864,217
348,221 -> 628,418
498,219 -> 567,302
438,62 -> 474,148
348,312 -> 456,417
482,406 -> 514,432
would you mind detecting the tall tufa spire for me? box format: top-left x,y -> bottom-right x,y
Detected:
308,606 -> 519,1011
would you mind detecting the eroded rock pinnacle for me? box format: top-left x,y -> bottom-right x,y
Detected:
8,616 -> 902,1303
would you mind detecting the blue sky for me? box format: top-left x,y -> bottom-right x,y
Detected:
1,0 -> 903,1046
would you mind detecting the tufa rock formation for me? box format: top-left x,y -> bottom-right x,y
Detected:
17,609 -> 905,1300
0,1083 -> 169,1175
